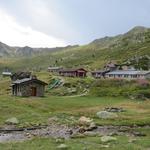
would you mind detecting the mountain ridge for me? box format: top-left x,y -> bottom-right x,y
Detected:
0,26 -> 150,57
0,26 -> 150,71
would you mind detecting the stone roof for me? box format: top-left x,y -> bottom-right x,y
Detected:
59,68 -> 87,72
106,70 -> 150,75
2,72 -> 12,75
12,78 -> 47,85
91,70 -> 106,73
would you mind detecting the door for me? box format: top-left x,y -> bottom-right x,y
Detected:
31,87 -> 37,96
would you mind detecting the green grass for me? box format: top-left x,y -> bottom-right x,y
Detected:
0,77 -> 150,150
1,28 -> 150,72
0,75 -> 150,127
0,95 -> 150,127
0,128 -> 150,150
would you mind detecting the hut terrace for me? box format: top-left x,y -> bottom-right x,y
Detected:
12,76 -> 47,97
105,70 -> 150,80
59,68 -> 87,77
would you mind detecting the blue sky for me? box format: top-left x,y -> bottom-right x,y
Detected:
0,0 -> 150,47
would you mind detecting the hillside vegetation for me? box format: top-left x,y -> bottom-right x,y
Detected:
1,26 -> 150,72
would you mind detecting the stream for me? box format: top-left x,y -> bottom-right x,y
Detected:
0,124 -> 149,143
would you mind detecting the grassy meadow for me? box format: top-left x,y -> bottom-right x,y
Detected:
0,73 -> 150,150
0,129 -> 150,150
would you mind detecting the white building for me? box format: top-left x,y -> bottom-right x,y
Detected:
105,70 -> 150,80
2,71 -> 12,77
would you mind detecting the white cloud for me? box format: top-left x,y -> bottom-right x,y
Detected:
0,9 -> 67,48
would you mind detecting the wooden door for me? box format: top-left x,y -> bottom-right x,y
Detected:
31,87 -> 37,96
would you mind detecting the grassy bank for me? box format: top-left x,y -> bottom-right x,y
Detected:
0,95 -> 150,127
0,127 -> 150,150
0,74 -> 150,150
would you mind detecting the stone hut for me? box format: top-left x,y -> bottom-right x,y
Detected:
11,76 -> 47,97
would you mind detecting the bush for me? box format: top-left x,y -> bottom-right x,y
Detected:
89,79 -> 150,99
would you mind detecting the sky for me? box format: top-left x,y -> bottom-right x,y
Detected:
0,0 -> 150,48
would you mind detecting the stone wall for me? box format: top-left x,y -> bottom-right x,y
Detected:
17,82 -> 45,97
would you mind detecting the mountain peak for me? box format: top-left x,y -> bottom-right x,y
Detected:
127,26 -> 149,34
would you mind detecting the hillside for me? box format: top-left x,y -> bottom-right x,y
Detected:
1,26 -> 150,71
0,42 -> 79,58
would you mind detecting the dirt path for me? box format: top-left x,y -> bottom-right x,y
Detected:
66,89 -> 89,98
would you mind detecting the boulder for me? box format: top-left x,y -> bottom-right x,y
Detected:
55,138 -> 64,144
128,137 -> 137,143
88,122 -> 97,130
84,131 -> 98,137
48,116 -> 59,123
78,116 -> 93,126
100,144 -> 110,148
57,144 -> 68,150
5,117 -> 19,125
104,107 -> 125,112
71,133 -> 85,139
101,136 -> 117,142
96,111 -> 118,119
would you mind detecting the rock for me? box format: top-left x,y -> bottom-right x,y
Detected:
128,137 -> 137,143
55,138 -> 64,143
132,131 -> 146,137
83,131 -> 98,137
78,127 -> 86,133
96,111 -> 118,119
48,116 -> 59,123
87,122 -> 97,130
57,144 -> 68,150
25,133 -> 32,138
100,144 -> 110,148
71,133 -> 85,139
5,117 -> 19,125
104,107 -> 125,112
101,136 -> 117,142
78,116 -> 93,126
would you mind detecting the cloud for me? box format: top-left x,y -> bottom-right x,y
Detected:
0,9 -> 67,48
0,0 -> 81,44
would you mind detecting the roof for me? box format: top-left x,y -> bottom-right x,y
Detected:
59,68 -> 87,72
11,72 -> 31,81
12,78 -> 47,85
91,70 -> 106,73
2,72 -> 12,75
106,70 -> 150,75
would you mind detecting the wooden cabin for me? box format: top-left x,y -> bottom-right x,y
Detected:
11,76 -> 47,97
59,68 -> 87,77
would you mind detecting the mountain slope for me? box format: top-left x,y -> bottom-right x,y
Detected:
0,42 -> 16,57
0,41 -> 79,57
1,26 -> 150,71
